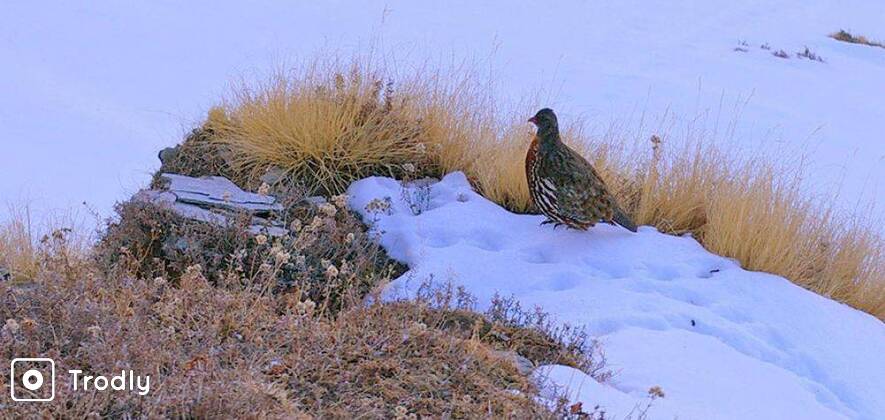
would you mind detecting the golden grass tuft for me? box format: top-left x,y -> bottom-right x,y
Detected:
830,29 -> 885,49
208,62 -> 428,195
1,206 -> 92,285
0,206 -> 39,282
704,165 -> 885,315
203,55 -> 884,320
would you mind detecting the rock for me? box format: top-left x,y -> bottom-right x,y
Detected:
134,173 -> 288,237
157,146 -> 180,165
247,224 -> 289,237
494,350 -> 534,376
300,196 -> 328,206
0,267 -> 10,282
259,166 -> 286,186
161,173 -> 283,214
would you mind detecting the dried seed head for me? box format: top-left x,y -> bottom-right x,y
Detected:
295,299 -> 316,316
294,255 -> 307,268
332,194 -> 349,208
274,250 -> 291,264
325,264 -> 339,279
318,202 -> 337,217
4,319 -> 20,334
87,325 -> 102,338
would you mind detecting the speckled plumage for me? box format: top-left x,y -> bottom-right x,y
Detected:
526,108 -> 637,232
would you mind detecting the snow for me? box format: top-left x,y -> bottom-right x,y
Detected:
348,172 -> 885,420
2,1 -> 883,227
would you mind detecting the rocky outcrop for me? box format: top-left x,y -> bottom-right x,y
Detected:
135,173 -> 288,236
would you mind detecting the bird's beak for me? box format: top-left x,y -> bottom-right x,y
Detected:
528,116 -> 538,125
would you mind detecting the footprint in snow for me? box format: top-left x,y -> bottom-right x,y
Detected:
518,245 -> 560,264
545,272 -> 582,291
466,229 -> 507,251
423,228 -> 458,248
582,256 -> 632,279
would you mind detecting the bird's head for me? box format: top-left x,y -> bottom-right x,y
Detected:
528,108 -> 559,133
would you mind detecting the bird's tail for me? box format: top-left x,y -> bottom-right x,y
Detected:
612,205 -> 638,232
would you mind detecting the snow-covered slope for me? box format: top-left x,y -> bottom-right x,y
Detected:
348,173 -> 885,420
2,1 -> 883,225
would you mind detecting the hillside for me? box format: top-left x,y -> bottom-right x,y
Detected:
350,172 -> 885,419
1,2 -> 884,419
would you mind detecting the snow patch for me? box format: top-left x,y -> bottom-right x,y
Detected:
349,173 -> 885,420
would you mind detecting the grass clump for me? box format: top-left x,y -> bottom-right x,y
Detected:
207,64 -> 429,196
0,208 -> 38,283
831,30 -> 885,49
0,206 -> 89,284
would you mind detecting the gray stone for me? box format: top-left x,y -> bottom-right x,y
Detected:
157,146 -> 180,165
259,166 -> 287,186
160,173 -> 283,214
0,267 -> 10,282
300,196 -> 328,206
494,350 -> 534,376
133,174 -> 288,237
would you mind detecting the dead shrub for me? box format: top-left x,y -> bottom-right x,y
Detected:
95,193 -> 403,315
1,246 -> 598,418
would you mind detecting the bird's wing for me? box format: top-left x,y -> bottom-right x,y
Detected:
553,145 -> 615,221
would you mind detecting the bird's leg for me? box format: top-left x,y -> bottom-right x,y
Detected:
540,219 -> 566,229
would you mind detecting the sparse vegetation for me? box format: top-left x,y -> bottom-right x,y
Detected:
831,29 -> 885,49
95,191 -> 402,315
201,54 -> 883,319
2,211 -> 601,417
796,47 -> 825,62
0,207 -> 38,283
0,206 -> 89,284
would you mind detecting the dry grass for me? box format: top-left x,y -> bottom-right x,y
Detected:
831,30 -> 885,49
202,55 -> 884,320
0,207 -> 39,283
2,223 -> 601,417
207,62 -> 428,195
0,206 -> 90,284
704,165 -> 885,315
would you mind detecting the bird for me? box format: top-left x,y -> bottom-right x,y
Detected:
526,108 -> 637,232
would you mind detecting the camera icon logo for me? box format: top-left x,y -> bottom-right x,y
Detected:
10,358 -> 55,402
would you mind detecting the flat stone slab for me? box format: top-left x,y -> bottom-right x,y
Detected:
134,174 -> 288,237
160,173 -> 283,214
